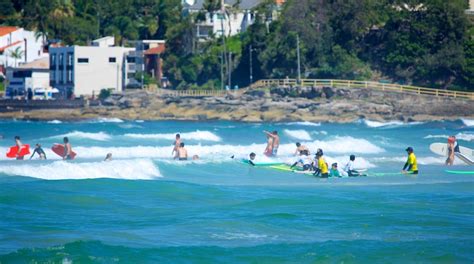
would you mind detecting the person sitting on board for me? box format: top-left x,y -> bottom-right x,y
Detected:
294,142 -> 310,156
14,136 -> 24,160
104,153 -> 112,161
313,149 -> 329,178
290,150 -> 313,171
177,142 -> 188,161
402,147 -> 418,175
263,130 -> 280,156
30,144 -> 46,160
343,155 -> 361,176
63,137 -> 73,160
248,152 -> 256,166
330,163 -> 341,177
172,134 -> 181,159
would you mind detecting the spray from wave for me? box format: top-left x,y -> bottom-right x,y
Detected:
48,131 -> 112,141
282,121 -> 321,127
0,159 -> 161,180
362,119 -> 423,128
424,132 -> 474,142
461,118 -> 474,127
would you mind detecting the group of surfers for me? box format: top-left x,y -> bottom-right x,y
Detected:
12,136 -> 73,160
249,130 -> 419,177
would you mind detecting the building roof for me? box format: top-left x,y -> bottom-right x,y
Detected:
0,40 -> 22,52
0,26 -> 18,37
183,0 -> 262,10
144,45 -> 165,55
18,57 -> 49,69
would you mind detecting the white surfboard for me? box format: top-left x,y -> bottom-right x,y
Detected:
429,143 -> 474,165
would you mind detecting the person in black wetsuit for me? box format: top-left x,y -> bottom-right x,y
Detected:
30,144 -> 47,160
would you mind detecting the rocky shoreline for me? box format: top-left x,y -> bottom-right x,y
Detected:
0,86 -> 473,123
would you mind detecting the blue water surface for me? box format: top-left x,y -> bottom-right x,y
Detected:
0,118 -> 473,263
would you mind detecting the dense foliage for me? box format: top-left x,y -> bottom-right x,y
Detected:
1,0 -> 472,90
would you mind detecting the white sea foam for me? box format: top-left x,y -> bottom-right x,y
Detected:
362,119 -> 422,128
47,120 -> 62,124
49,131 -> 112,141
461,118 -> 474,127
124,130 -> 221,142
0,159 -> 161,180
370,156 -> 467,165
424,132 -> 474,142
283,129 -> 312,141
87,117 -> 124,123
284,121 -> 321,127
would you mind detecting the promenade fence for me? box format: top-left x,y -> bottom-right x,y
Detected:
156,88 -> 230,97
252,79 -> 474,100
0,99 -> 100,110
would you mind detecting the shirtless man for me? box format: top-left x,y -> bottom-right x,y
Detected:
63,137 -> 73,160
172,134 -> 181,159
178,142 -> 188,161
264,130 -> 280,156
294,142 -> 310,156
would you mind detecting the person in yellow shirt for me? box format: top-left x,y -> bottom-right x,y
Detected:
313,149 -> 329,178
402,147 -> 418,174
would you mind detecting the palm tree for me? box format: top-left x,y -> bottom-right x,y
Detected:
10,46 -> 24,67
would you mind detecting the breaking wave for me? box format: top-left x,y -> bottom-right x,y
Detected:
49,131 -> 112,141
283,129 -> 312,141
124,130 -> 221,142
362,119 -> 423,128
424,132 -> 474,142
461,118 -> 474,127
0,159 -> 161,180
283,121 -> 321,127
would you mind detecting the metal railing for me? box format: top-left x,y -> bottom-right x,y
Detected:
252,79 -> 474,100
156,88 -> 229,97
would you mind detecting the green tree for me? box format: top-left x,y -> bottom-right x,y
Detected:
9,46 -> 24,67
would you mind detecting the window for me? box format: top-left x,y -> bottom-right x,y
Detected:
126,57 -> 135,63
67,53 -> 74,66
9,81 -> 23,85
109,57 -> 116,63
59,54 -> 64,66
13,71 -> 32,78
78,58 -> 89,63
67,70 -> 73,83
50,54 -> 56,69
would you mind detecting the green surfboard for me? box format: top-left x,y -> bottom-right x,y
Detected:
445,170 -> 474,175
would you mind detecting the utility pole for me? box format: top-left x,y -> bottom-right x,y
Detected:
249,45 -> 253,87
296,34 -> 301,84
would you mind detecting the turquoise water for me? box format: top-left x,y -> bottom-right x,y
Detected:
0,118 -> 473,263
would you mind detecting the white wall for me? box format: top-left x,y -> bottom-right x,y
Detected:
200,11 -> 254,37
0,28 -> 45,67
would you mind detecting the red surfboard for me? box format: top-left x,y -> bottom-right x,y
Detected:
52,144 -> 77,159
6,144 -> 30,158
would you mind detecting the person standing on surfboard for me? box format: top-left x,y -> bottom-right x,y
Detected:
14,136 -> 24,160
172,134 -> 181,159
63,137 -> 73,160
402,147 -> 418,174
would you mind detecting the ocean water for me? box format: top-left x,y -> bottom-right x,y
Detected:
0,118 -> 473,263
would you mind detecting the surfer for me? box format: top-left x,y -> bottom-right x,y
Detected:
172,134 -> 181,159
446,136 -> 460,166
313,149 -> 329,178
177,142 -> 188,161
264,135 -> 273,157
294,142 -> 310,156
63,137 -> 73,160
263,130 -> 279,156
330,163 -> 341,177
30,144 -> 46,160
104,153 -> 112,161
290,150 -> 313,171
248,152 -> 256,166
14,136 -> 24,160
402,147 -> 418,174
343,155 -> 360,177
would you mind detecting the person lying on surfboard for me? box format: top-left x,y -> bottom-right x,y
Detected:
402,147 -> 418,175
63,137 -> 73,160
30,144 -> 46,160
248,152 -> 256,166
330,163 -> 341,177
14,136 -> 24,160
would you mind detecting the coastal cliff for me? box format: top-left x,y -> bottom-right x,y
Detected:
0,86 -> 473,122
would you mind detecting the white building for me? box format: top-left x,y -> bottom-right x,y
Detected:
467,0 -> 474,15
5,57 -> 49,98
182,0 -> 262,38
49,37 -> 134,97
0,26 -> 46,68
